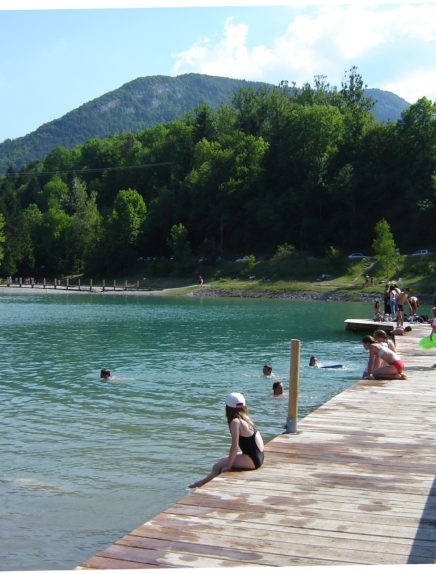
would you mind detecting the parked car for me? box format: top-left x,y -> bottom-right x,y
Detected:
347,252 -> 367,259
412,249 -> 432,256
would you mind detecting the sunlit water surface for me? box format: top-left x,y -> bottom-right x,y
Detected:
0,293 -> 370,570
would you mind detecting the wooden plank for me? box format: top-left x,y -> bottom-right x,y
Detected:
79,322 -> 436,569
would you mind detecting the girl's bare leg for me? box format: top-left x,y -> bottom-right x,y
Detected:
373,365 -> 407,380
188,454 -> 255,488
189,457 -> 228,488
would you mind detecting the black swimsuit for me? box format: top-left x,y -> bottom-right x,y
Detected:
238,431 -> 264,469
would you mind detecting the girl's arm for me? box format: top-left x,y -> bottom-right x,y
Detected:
227,419 -> 240,469
365,345 -> 378,377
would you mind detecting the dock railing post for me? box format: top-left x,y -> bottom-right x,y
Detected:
286,339 -> 300,433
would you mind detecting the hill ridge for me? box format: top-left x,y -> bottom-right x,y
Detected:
0,73 -> 410,174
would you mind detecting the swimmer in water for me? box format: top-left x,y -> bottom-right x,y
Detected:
270,381 -> 287,399
309,356 -> 343,369
100,368 -> 113,380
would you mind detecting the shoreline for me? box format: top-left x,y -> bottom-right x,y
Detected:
2,283 -> 434,305
0,284 -> 175,297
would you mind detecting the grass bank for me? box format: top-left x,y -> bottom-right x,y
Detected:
132,253 -> 436,302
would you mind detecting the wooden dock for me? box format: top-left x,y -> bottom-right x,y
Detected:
344,318 -> 397,332
79,324 -> 436,569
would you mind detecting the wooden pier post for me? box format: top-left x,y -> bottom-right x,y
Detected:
286,339 -> 300,433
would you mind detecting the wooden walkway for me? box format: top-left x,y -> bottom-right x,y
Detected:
79,324 -> 436,569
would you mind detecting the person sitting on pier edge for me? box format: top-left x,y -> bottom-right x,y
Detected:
361,335 -> 407,380
270,381 -> 286,398
189,392 -> 264,488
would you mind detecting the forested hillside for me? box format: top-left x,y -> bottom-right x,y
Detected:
0,69 -> 434,280
0,73 -> 409,175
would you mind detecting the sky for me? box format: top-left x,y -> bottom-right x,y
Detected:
0,0 -> 435,143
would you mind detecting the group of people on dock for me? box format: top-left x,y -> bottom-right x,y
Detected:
375,284 -> 423,327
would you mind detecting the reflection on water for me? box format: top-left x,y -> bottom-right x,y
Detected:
0,293 -> 368,570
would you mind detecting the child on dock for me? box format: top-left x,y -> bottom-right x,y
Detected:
189,392 -> 264,488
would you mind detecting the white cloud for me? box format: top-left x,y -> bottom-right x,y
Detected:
172,4 -> 436,99
382,69 -> 436,104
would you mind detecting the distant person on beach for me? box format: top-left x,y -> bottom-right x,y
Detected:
188,392 -> 264,488
270,381 -> 286,398
362,335 -> 407,380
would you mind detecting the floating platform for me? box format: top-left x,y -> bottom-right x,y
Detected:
344,318 -> 396,333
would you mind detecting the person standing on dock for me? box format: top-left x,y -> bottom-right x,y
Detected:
383,284 -> 391,316
188,392 -> 264,488
396,288 -> 412,327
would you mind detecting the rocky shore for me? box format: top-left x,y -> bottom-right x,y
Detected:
191,287 -> 375,303
1,283 -> 432,305
190,287 -> 434,306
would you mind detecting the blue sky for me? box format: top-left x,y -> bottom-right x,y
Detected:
0,0 -> 435,142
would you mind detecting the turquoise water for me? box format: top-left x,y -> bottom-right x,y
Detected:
0,293 -> 369,570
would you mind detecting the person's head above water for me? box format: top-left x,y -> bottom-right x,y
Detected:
309,356 -> 318,366
272,381 -> 284,396
100,368 -> 111,379
262,364 -> 272,376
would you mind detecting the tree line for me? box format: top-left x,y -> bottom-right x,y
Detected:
0,68 -> 434,278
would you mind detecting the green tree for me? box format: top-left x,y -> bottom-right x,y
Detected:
104,188 -> 147,272
372,219 -> 399,278
0,212 -> 5,268
167,223 -> 192,266
64,179 -> 102,273
39,205 -> 71,275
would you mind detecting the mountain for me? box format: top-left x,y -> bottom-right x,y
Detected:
364,88 -> 410,123
0,73 -> 410,175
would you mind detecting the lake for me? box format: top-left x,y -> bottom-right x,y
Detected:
0,292 -> 370,570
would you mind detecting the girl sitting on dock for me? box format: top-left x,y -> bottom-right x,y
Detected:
189,392 -> 264,488
362,335 -> 407,380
